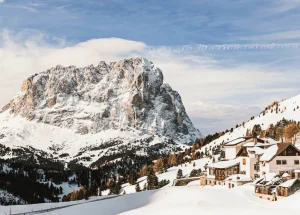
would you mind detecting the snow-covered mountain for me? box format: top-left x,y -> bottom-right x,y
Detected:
0,57 -> 201,167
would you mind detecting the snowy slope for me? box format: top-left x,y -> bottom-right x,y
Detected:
118,157 -> 210,194
0,190 -> 26,205
3,184 -> 300,215
198,95 -> 300,157
0,110 -> 175,166
0,57 -> 201,166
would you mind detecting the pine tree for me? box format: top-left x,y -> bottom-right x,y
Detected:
110,182 -> 121,195
284,123 -> 299,143
77,187 -> 85,200
146,168 -> 158,190
189,169 -> 199,177
135,183 -> 141,192
59,186 -> 63,194
70,189 -> 78,201
276,127 -> 284,143
176,169 -> 183,179
139,166 -> 148,177
252,124 -> 262,137
153,158 -> 165,174
128,170 -> 138,185
168,154 -> 177,167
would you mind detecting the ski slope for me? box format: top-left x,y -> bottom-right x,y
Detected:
3,184 -> 300,215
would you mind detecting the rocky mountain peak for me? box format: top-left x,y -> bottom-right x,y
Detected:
2,57 -> 201,144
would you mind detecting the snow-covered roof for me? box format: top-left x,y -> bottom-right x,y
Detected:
243,142 -> 255,147
208,159 -> 240,169
243,139 -> 277,148
260,142 -> 300,162
247,147 -> 264,156
254,173 -> 278,185
282,173 -> 290,177
260,144 -> 279,161
265,176 -> 281,186
256,142 -> 278,147
279,179 -> 297,188
294,170 -> 300,173
225,138 -> 246,146
225,174 -> 252,182
264,173 -> 278,181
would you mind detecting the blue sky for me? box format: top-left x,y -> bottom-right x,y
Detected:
2,0 -> 300,45
1,0 -> 300,134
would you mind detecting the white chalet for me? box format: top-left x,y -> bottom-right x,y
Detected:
200,137 -> 300,188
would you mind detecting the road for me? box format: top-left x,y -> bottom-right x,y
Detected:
11,195 -> 120,215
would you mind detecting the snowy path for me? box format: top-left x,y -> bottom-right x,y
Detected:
7,196 -> 120,215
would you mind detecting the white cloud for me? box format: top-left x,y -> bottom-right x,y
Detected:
0,29 -> 299,133
0,0 -> 4,3
237,31 -> 300,41
151,43 -> 300,51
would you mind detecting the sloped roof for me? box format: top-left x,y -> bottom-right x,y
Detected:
282,173 -> 290,177
225,137 -> 276,147
225,137 -> 247,146
208,159 -> 240,169
261,142 -> 300,162
279,179 -> 297,188
254,173 -> 278,185
225,174 -> 252,182
247,147 -> 265,157
260,144 -> 279,162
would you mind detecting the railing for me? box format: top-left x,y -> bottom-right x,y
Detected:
172,177 -> 200,186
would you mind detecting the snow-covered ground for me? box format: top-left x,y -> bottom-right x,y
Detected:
119,157 -> 210,194
3,184 -> 300,215
198,94 -> 300,159
40,181 -> 80,200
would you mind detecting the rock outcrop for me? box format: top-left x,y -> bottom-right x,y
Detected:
2,57 -> 201,144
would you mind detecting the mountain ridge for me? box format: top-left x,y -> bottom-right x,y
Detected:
0,57 -> 201,167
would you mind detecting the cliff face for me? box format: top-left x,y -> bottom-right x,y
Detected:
3,57 -> 201,143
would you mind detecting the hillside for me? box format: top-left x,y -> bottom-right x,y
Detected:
198,94 -> 300,159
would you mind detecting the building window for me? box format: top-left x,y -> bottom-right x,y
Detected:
295,160 -> 299,165
276,160 -> 282,165
242,159 -> 246,165
254,163 -> 260,171
282,160 -> 287,165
